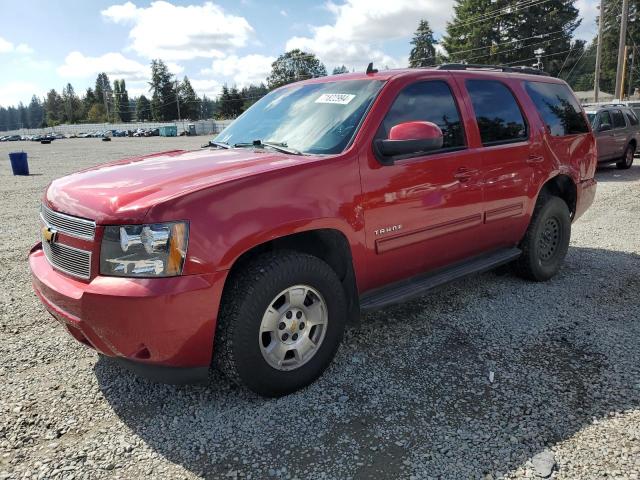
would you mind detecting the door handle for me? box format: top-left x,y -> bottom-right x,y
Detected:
454,167 -> 478,182
527,155 -> 545,165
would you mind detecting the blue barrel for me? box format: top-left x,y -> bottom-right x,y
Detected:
9,152 -> 29,176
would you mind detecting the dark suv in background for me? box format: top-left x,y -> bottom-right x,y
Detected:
586,104 -> 640,169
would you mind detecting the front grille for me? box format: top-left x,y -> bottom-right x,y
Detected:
40,204 -> 95,240
42,240 -> 92,280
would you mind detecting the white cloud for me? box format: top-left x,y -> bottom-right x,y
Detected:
285,0 -> 454,70
0,36 -> 34,55
57,51 -> 150,81
203,54 -> 274,88
575,0 -> 599,42
0,81 -> 43,107
101,1 -> 254,61
280,9 -> 287,17
189,78 -> 222,98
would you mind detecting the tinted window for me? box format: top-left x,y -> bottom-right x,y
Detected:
381,81 -> 465,150
612,110 -> 627,129
598,111 -> 613,128
625,109 -> 639,126
524,81 -> 589,136
466,80 -> 527,145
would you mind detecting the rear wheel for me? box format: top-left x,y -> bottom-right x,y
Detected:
617,143 -> 635,169
215,251 -> 347,397
514,195 -> 571,282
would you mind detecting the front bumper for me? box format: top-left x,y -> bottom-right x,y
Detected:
574,178 -> 597,222
29,243 -> 228,383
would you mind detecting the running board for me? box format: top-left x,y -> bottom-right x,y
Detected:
360,247 -> 522,312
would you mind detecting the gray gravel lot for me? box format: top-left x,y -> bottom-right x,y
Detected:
1,138 -> 639,480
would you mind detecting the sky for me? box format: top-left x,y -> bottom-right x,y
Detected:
0,0 -> 601,108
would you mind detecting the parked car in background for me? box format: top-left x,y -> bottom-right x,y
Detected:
585,104 -> 640,169
30,64 -> 597,397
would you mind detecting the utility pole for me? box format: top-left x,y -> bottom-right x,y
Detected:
615,0 -> 630,100
621,45 -> 630,99
628,47 -> 636,99
175,80 -> 181,122
594,0 -> 605,102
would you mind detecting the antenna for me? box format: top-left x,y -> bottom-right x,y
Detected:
366,62 -> 378,74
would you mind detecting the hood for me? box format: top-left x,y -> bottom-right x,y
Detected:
45,148 -> 310,224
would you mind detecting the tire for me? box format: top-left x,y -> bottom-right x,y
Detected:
215,251 -> 347,397
514,195 -> 571,282
616,143 -> 635,169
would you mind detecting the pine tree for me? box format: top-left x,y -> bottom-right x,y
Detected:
409,20 -> 438,67
136,95 -> 151,121
44,89 -> 64,126
27,95 -> 44,128
94,73 -> 113,120
266,49 -> 327,89
61,83 -> 82,123
332,65 -> 349,74
114,79 -> 131,122
149,59 -> 178,121
179,76 -> 200,119
442,0 -> 581,76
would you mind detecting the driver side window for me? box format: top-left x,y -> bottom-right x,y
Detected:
379,80 -> 466,151
598,111 -> 612,129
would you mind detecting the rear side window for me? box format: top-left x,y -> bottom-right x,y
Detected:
612,110 -> 627,129
524,81 -> 589,136
380,80 -> 465,150
626,110 -> 639,126
465,80 -> 527,145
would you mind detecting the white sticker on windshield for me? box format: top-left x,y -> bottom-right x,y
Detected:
315,93 -> 356,105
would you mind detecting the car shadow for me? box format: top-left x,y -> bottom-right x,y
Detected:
95,246 -> 640,479
596,163 -> 640,182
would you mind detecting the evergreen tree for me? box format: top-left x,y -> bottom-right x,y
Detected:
113,79 -> 131,122
239,83 -> 268,109
409,20 -> 438,67
27,95 -> 44,128
44,89 -> 64,126
82,88 -> 97,120
332,65 -> 349,74
200,94 -> 218,119
179,76 -> 200,119
442,0 -> 581,76
595,0 -> 640,94
94,73 -> 113,120
149,59 -> 178,121
62,83 -> 82,123
136,95 -> 152,121
266,49 -> 327,89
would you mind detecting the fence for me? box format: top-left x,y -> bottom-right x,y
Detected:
2,119 -> 233,137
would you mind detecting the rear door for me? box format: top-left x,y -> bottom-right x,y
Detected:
611,109 -> 629,158
595,110 -> 615,160
459,77 -> 540,248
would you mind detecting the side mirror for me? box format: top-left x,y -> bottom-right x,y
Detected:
599,123 -> 612,132
374,121 -> 444,164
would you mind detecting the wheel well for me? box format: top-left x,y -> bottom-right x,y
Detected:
540,175 -> 577,217
227,229 -> 360,323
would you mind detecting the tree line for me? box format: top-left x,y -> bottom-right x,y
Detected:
1,0 -> 629,132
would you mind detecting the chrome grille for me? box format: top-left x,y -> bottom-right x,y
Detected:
40,204 -> 95,240
42,240 -> 92,280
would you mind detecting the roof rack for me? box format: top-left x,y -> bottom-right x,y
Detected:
436,63 -> 550,77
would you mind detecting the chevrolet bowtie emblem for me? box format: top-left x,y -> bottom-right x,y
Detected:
42,226 -> 58,244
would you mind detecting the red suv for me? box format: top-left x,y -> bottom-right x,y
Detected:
30,64 -> 597,396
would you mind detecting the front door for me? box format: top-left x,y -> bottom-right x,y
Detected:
358,78 -> 484,289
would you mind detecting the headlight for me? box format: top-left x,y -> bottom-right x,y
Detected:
100,222 -> 189,277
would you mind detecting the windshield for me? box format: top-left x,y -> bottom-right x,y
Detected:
214,79 -> 384,155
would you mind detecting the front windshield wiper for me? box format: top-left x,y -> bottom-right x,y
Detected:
202,140 -> 231,149
234,140 -> 302,155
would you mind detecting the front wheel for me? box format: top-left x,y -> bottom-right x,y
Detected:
514,195 -> 571,282
617,144 -> 635,169
215,251 -> 347,397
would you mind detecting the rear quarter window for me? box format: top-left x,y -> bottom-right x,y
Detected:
524,81 -> 589,136
626,110 -> 640,126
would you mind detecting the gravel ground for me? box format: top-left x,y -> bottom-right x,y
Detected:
1,138 -> 639,480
